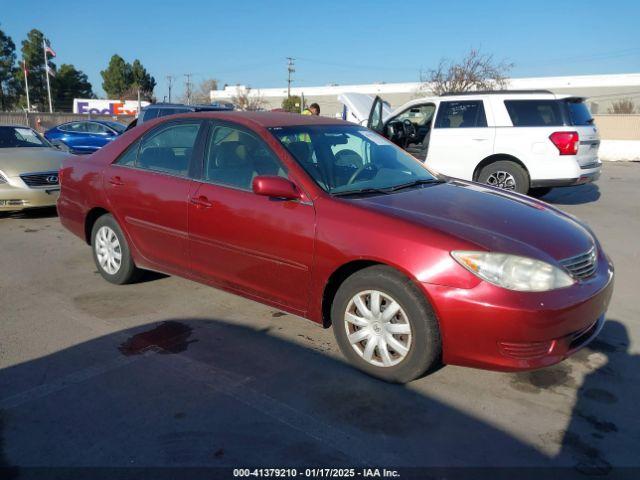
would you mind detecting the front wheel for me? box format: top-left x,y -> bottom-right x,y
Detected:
331,266 -> 441,383
91,214 -> 141,284
477,160 -> 529,194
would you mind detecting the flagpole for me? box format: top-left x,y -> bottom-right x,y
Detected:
43,38 -> 53,113
23,60 -> 31,112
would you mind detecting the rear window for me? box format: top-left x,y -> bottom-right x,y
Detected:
504,100 -> 564,127
566,100 -> 594,126
141,108 -> 159,122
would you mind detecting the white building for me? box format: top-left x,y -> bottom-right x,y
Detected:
211,73 -> 640,117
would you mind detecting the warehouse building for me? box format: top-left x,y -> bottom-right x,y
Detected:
211,73 -> 640,117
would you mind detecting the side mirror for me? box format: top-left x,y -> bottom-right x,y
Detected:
252,176 -> 300,200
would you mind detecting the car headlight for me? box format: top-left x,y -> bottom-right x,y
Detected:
451,251 -> 575,292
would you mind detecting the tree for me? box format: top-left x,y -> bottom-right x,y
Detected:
15,29 -> 54,110
231,87 -> 266,111
189,78 -> 218,104
0,25 -> 19,110
281,95 -> 302,113
421,48 -> 513,95
101,54 -> 132,99
130,59 -> 156,101
608,99 -> 636,114
52,64 -> 93,112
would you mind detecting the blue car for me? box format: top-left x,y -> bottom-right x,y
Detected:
45,120 -> 126,154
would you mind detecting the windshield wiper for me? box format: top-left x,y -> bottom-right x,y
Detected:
384,178 -> 445,192
331,187 -> 391,197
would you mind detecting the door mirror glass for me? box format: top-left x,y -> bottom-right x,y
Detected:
252,176 -> 300,200
367,96 -> 385,133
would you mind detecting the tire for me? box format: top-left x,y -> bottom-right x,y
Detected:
331,265 -> 441,383
91,214 -> 141,285
477,160 -> 529,195
528,187 -> 552,198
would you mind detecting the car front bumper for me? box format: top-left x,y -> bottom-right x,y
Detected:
0,181 -> 60,211
421,250 -> 614,371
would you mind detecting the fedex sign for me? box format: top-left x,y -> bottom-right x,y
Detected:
73,98 -> 150,115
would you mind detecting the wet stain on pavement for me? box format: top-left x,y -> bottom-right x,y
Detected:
583,388 -> 618,404
23,229 -> 38,233
73,290 -> 168,319
311,383 -> 430,435
563,431 -> 612,475
576,410 -> 618,433
510,363 -> 576,393
119,321 -> 196,355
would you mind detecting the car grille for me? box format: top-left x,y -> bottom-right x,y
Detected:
560,247 -> 598,280
20,171 -> 59,188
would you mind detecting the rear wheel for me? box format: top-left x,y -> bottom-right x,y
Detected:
331,265 -> 441,383
91,214 -> 141,284
477,160 -> 529,194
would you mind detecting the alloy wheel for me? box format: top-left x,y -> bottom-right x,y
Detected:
344,290 -> 412,367
486,170 -> 517,190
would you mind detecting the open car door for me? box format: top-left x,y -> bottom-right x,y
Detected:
366,96 -> 386,134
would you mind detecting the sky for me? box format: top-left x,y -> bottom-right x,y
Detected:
2,0 -> 640,101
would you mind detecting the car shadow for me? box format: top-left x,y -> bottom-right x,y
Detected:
556,319 -> 637,475
0,206 -> 58,220
0,317 -> 636,477
540,184 -> 601,205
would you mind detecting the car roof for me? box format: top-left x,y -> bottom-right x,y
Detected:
168,111 -> 350,128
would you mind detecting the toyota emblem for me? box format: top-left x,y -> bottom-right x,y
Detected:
47,175 -> 59,184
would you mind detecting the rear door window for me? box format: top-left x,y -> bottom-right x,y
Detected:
435,101 -> 487,128
504,100 -> 564,126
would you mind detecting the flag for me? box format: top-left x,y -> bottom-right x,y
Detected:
22,60 -> 29,76
46,65 -> 56,77
45,42 -> 56,58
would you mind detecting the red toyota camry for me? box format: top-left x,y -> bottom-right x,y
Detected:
57,112 -> 614,383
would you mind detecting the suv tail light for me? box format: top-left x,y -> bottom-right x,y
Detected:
549,131 -> 579,155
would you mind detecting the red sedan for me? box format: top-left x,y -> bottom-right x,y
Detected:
57,112 -> 614,383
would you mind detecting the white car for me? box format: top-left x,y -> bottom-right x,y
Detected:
339,90 -> 601,196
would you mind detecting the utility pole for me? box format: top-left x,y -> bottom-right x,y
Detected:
184,73 -> 193,105
166,75 -> 174,103
286,57 -> 295,98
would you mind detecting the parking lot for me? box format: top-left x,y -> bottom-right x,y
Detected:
1,162 -> 638,474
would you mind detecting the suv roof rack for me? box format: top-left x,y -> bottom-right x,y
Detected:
440,89 -> 554,96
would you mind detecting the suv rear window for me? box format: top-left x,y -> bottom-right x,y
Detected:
566,100 -> 594,126
504,100 -> 564,127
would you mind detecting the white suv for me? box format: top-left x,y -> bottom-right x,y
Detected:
339,91 -> 601,196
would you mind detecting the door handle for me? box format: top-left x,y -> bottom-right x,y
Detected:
108,176 -> 124,186
189,195 -> 213,209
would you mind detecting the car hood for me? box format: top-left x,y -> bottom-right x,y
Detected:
353,180 -> 595,262
337,92 -> 392,125
0,148 -> 71,176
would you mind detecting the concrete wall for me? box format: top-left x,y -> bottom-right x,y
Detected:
592,115 -> 640,140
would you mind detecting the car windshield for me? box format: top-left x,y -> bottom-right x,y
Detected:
0,127 -> 50,148
104,121 -> 126,133
271,125 -> 439,195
